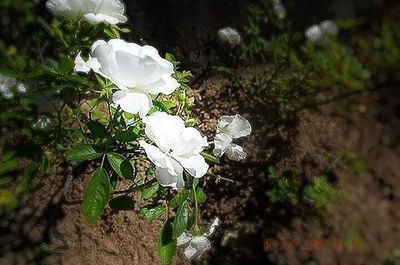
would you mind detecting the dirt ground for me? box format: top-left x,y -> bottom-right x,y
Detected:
1,72 -> 399,265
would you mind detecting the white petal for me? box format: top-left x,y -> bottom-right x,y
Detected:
175,154 -> 209,179
139,141 -> 173,170
217,114 -> 252,139
177,232 -> 193,246
147,74 -> 180,95
212,133 -> 232,157
154,159 -> 184,188
204,217 -> 220,237
112,90 -> 152,117
225,143 -> 247,161
74,52 -> 91,73
184,236 -> 211,260
173,127 -> 208,157
143,112 -> 185,150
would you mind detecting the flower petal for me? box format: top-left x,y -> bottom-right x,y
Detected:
212,133 -> 232,157
225,143 -> 247,161
217,114 -> 252,139
176,154 -> 209,179
177,232 -> 193,246
204,217 -> 220,237
112,90 -> 152,117
184,236 -> 211,260
154,160 -> 184,188
74,52 -> 91,73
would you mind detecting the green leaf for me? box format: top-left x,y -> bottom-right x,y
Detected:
153,100 -> 170,113
109,195 -> 135,211
190,187 -> 206,204
0,176 -> 12,187
87,121 -> 108,138
169,190 -> 189,209
67,144 -> 102,162
139,204 -> 165,220
114,130 -> 138,142
58,56 -> 75,74
106,153 -> 134,180
141,182 -> 160,200
0,159 -> 17,175
173,201 -> 188,239
157,220 -> 177,265
201,151 -> 220,164
82,168 -> 111,223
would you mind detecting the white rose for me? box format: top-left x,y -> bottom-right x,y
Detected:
75,39 -> 180,117
139,112 -> 209,188
46,0 -> 127,25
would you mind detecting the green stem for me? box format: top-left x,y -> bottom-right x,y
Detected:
112,178 -> 157,195
192,180 -> 201,235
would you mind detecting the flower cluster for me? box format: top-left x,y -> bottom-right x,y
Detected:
40,0 -> 253,262
213,115 -> 252,161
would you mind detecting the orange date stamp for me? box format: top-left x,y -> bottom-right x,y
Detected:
264,238 -> 364,253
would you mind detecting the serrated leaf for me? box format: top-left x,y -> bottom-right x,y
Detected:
169,190 -> 189,209
114,130 -> 138,142
139,204 -> 165,220
157,220 -> 177,265
82,168 -> 110,223
109,195 -> 135,211
106,153 -> 134,180
67,144 -> 102,162
87,121 -> 108,138
190,187 -> 206,204
173,201 -> 188,239
141,182 -> 160,200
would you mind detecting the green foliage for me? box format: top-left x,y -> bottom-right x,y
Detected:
68,144 -> 102,162
173,201 -> 189,239
109,195 -> 135,211
157,220 -> 177,265
82,168 -> 111,223
139,204 -> 166,220
267,167 -> 338,214
106,153 -> 135,180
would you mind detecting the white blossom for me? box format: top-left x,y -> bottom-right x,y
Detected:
177,217 -> 220,260
46,0 -> 127,25
139,112 -> 209,188
0,74 -> 17,99
213,114 -> 252,161
32,116 -> 54,131
76,39 -> 180,117
272,0 -> 286,20
217,27 -> 242,47
305,20 -> 338,44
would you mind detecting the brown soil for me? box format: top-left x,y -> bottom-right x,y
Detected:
1,75 -> 400,265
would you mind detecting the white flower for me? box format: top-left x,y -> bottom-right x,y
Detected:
320,20 -> 338,37
0,74 -> 17,99
139,112 -> 208,188
76,39 -> 180,117
213,114 -> 252,161
305,20 -> 338,44
45,0 -> 127,25
32,116 -> 54,131
217,27 -> 242,47
272,0 -> 286,20
305,24 -> 323,44
177,217 -> 220,260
